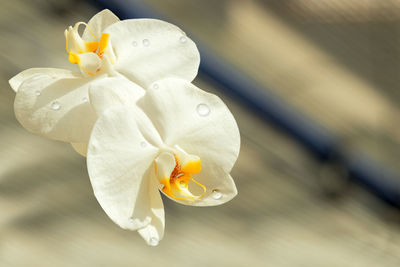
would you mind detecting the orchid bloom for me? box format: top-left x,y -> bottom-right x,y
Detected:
9,9 -> 200,149
87,77 -> 240,245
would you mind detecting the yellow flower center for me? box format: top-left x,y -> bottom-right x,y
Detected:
67,33 -> 110,62
155,151 -> 206,201
64,22 -> 115,76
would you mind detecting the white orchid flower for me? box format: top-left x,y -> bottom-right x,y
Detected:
87,77 -> 240,245
9,9 -> 200,148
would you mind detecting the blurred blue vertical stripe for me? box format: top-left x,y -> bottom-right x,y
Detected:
91,0 -> 400,207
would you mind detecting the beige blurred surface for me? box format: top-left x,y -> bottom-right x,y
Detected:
1,0 -> 400,266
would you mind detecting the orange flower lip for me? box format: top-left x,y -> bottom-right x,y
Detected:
156,152 -> 206,201
65,22 -> 115,75
67,33 -> 112,63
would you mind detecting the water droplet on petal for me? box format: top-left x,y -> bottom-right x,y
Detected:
143,39 -> 150,47
149,237 -> 159,246
212,189 -> 222,200
196,103 -> 210,117
140,141 -> 147,147
153,83 -> 159,89
179,36 -> 187,43
51,101 -> 61,110
82,97 -> 88,103
132,41 -> 138,47
35,91 -> 41,96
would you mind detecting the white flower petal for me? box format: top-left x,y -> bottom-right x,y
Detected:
14,73 -> 103,142
77,52 -> 102,76
138,78 -> 240,206
71,142 -> 88,157
87,106 -> 163,230
104,19 -> 200,88
9,68 -> 76,92
98,55 -> 118,76
193,172 -> 237,206
65,24 -> 86,54
82,9 -> 120,42
89,76 -> 145,116
154,152 -> 176,184
138,175 -> 165,246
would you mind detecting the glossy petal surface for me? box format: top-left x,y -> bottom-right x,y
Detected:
14,71 -> 103,142
138,78 -> 240,206
104,19 -> 200,88
87,106 -> 162,230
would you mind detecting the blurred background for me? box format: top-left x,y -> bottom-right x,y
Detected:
1,0 -> 400,266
